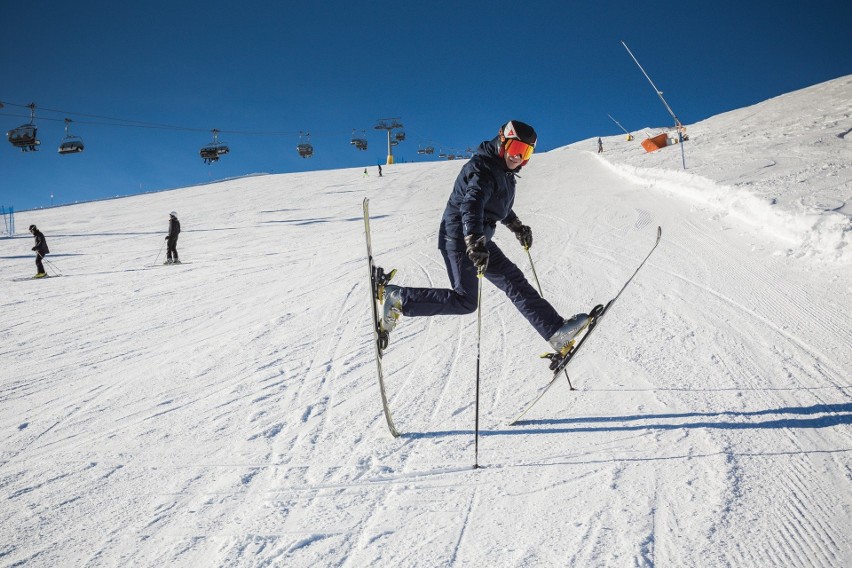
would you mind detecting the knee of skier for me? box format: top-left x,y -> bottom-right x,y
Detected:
457,294 -> 478,314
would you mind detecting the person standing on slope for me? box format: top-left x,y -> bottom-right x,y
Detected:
376,120 -> 589,358
29,224 -> 50,278
165,211 -> 181,264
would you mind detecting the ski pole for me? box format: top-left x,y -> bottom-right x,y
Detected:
43,256 -> 63,276
525,246 -> 543,298
526,247 -> 574,390
152,240 -> 165,267
473,267 -> 484,469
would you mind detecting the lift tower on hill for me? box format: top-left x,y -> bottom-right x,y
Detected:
374,118 -> 403,165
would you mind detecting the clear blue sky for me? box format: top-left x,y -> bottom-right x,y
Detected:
2,0 -> 850,211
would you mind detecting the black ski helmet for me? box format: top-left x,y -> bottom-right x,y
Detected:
498,120 -> 537,166
29,224 -> 37,231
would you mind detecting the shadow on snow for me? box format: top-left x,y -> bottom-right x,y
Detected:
403,402 -> 852,438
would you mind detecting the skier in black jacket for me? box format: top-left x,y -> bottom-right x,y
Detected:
29,224 -> 49,278
165,211 -> 181,264
377,120 -> 589,356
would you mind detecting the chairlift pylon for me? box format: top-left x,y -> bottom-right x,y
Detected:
200,129 -> 229,164
7,103 -> 40,152
58,118 -> 84,155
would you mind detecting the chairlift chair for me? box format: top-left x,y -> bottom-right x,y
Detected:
58,138 -> 84,154
203,143 -> 230,163
297,143 -> 314,158
8,125 -> 40,152
200,146 -> 221,164
7,103 -> 40,152
395,130 -> 406,142
297,131 -> 314,158
200,129 -> 229,164
58,118 -> 84,155
350,129 -> 368,150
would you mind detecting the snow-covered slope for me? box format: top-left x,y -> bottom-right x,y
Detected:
577,74 -> 852,261
1,78 -> 850,567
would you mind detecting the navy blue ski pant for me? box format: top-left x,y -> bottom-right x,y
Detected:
398,242 -> 564,340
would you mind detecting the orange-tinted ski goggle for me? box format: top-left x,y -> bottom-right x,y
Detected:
502,138 -> 535,162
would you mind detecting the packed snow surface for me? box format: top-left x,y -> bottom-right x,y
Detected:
1,76 -> 850,567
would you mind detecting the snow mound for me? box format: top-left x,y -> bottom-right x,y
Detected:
574,74 -> 852,262
597,157 -> 851,261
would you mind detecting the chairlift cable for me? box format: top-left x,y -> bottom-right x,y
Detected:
3,98 -> 468,155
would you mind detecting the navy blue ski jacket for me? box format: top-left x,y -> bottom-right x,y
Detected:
438,138 -> 521,252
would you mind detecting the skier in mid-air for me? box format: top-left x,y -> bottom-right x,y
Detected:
376,120 -> 589,356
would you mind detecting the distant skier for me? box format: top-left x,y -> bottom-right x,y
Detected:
29,224 -> 49,278
364,168 -> 369,177
165,211 -> 181,264
376,120 -> 589,357
597,137 -> 603,153
378,164 -> 383,177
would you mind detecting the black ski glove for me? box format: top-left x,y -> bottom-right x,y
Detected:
464,234 -> 489,272
506,218 -> 533,249
165,236 -> 169,240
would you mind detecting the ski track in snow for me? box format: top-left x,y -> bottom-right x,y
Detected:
2,78 -> 851,567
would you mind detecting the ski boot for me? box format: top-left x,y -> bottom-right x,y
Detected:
373,266 -> 399,351
33,272 -> 47,279
542,312 -> 593,370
